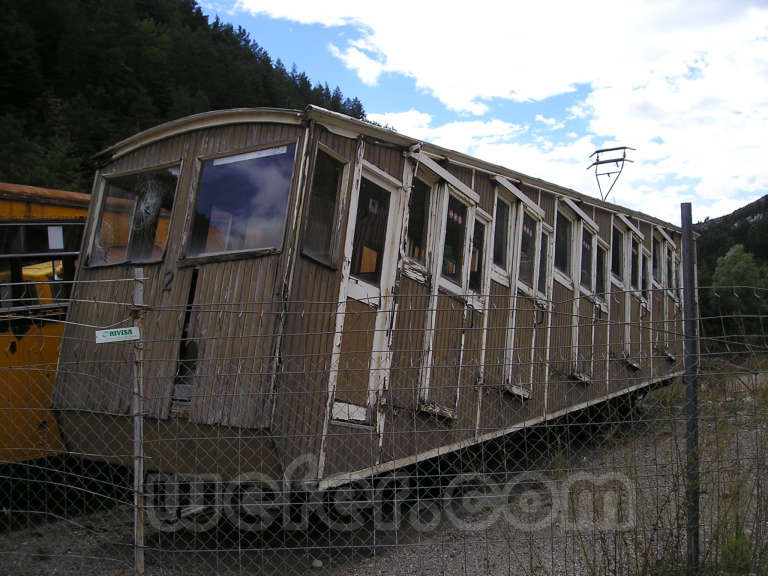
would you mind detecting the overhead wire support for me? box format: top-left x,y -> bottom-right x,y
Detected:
587,146 -> 635,202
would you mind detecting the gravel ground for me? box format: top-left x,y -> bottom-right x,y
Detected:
2,368 -> 766,575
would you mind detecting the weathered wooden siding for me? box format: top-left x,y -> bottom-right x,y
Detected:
483,280 -> 511,388
511,294 -> 536,389
54,122 -> 306,431
549,280 -> 573,379
335,298 -> 377,406
428,293 -> 464,409
389,275 -> 430,409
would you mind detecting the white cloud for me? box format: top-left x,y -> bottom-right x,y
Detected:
235,0 -> 768,222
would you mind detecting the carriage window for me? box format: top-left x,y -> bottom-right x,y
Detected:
469,220 -> 485,292
493,197 -> 510,269
442,195 -> 466,285
652,236 -> 661,282
642,252 -> 650,299
596,245 -> 607,299
303,149 -> 343,263
581,229 -> 594,290
519,212 -> 536,287
350,178 -> 390,285
666,248 -> 673,289
91,165 -> 178,265
406,178 -> 430,264
611,225 -> 624,279
554,211 -> 571,275
188,145 -> 295,257
537,230 -> 549,296
630,238 -> 640,289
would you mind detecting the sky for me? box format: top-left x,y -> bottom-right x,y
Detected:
200,1 -> 768,225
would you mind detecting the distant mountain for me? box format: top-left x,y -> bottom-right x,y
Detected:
0,0 -> 365,193
694,194 -> 768,288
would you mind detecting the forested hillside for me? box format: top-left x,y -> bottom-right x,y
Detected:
0,0 -> 365,192
694,195 -> 768,342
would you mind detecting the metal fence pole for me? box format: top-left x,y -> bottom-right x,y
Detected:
133,267 -> 145,576
681,203 -> 699,576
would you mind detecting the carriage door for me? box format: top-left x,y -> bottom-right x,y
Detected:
331,167 -> 400,424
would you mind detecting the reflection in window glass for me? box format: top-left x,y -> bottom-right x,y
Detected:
406,179 -> 430,264
303,149 -> 342,262
537,231 -> 549,295
350,178 -> 390,285
92,166 -> 178,265
611,226 -> 624,279
519,212 -> 536,287
581,229 -> 593,289
442,196 -> 466,285
554,212 -> 570,275
469,220 -> 485,292
493,198 -> 509,269
596,245 -> 607,299
189,145 -> 295,257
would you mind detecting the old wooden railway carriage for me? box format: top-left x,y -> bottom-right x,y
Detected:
52,107 -> 688,489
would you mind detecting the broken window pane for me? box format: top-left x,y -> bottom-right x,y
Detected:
189,145 -> 296,257
303,149 -> 343,263
91,165 -> 178,265
469,220 -> 485,292
350,177 -> 390,285
519,212 -> 536,287
406,178 -> 430,264
442,196 -> 466,285
493,197 -> 510,269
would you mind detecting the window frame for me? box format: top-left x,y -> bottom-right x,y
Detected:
536,225 -> 553,302
300,142 -> 350,269
181,139 -> 299,264
553,208 -> 574,286
437,185 -> 476,296
346,163 -> 402,303
88,159 -> 182,268
491,194 -> 514,285
467,208 -> 492,309
594,237 -> 609,310
517,207 -> 540,295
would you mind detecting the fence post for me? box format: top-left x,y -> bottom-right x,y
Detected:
681,203 -> 699,576
132,267 -> 145,576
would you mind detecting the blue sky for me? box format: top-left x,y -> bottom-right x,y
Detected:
200,1 -> 768,225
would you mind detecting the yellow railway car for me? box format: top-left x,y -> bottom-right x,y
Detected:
0,182 -> 88,463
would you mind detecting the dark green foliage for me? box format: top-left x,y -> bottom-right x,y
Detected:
0,0 -> 366,192
695,195 -> 768,349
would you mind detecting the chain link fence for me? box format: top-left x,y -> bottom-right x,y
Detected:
1,279 -> 766,576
